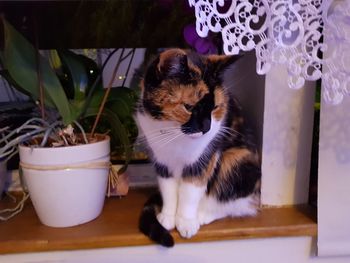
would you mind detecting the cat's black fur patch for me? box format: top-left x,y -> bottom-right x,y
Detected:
142,99 -> 163,119
182,134 -> 219,178
207,158 -> 261,202
154,162 -> 171,178
139,192 -> 174,247
181,92 -> 215,135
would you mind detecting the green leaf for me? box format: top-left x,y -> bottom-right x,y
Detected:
1,19 -> 73,124
88,89 -> 104,109
0,69 -> 31,97
84,107 -> 132,171
107,87 -> 138,112
58,50 -> 87,102
106,98 -> 131,121
103,109 -> 132,173
69,100 -> 85,122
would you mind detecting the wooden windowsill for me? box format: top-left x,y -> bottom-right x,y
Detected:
0,188 -> 317,255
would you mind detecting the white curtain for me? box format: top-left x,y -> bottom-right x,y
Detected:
318,1 -> 350,256
188,0 -> 350,105
318,93 -> 350,257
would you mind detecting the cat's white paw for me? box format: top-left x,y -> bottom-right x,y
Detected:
157,212 -> 175,230
176,216 -> 200,238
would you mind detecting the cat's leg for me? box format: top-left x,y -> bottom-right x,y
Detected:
157,177 -> 179,230
198,193 -> 260,226
228,193 -> 260,217
176,180 -> 206,238
198,195 -> 225,225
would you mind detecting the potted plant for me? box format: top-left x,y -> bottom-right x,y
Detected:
0,18 -> 138,227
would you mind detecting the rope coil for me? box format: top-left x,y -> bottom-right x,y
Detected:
20,161 -> 120,197
19,161 -> 110,171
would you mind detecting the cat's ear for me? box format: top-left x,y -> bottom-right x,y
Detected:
207,54 -> 242,77
144,56 -> 162,89
144,49 -> 189,90
157,49 -> 189,78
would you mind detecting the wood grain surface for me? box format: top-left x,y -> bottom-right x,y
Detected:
0,189 -> 317,254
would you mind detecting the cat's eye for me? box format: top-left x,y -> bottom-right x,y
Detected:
184,104 -> 194,112
213,105 -> 219,109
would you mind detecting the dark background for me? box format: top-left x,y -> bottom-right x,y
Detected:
0,0 -> 195,49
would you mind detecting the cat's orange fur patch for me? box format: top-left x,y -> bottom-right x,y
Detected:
207,148 -> 255,196
212,88 -> 228,121
183,153 -> 219,186
220,148 -> 252,177
150,80 -> 209,123
207,54 -> 229,63
221,149 -> 258,180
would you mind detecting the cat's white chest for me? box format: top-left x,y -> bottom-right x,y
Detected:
136,112 -> 220,177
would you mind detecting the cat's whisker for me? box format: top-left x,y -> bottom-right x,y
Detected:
142,134 -> 176,146
137,129 -> 178,142
144,129 -> 184,146
145,128 -> 183,140
136,129 -> 185,149
220,126 -> 244,137
156,132 -> 185,150
148,135 -> 179,145
142,126 -> 183,136
218,130 -> 235,138
143,131 -> 176,139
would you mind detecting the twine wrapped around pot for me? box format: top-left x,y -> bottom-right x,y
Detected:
20,161 -> 119,197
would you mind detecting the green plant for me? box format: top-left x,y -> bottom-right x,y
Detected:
0,18 -> 138,168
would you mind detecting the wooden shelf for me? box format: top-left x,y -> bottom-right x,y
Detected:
0,188 -> 317,255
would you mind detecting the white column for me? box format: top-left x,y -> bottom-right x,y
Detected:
261,64 -> 315,206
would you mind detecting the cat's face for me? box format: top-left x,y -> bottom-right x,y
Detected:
140,49 -> 237,137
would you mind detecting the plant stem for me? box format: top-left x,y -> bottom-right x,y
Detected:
73,121 -> 88,144
33,17 -> 46,121
90,48 -> 125,137
121,48 -> 136,88
80,48 -> 120,120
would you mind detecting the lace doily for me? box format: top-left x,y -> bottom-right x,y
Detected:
188,0 -> 350,105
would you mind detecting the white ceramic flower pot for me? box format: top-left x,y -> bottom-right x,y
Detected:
19,135 -> 110,228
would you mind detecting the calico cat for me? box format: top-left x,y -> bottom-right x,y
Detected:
137,49 -> 261,247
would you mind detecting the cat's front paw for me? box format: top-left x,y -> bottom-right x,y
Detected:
176,215 -> 200,238
157,212 -> 175,231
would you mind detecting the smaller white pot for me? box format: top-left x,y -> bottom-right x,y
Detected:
19,135 -> 110,228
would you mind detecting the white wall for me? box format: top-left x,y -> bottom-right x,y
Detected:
102,48 -> 146,89
1,237 -> 350,263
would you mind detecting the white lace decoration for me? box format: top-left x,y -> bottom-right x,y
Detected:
188,0 -> 350,105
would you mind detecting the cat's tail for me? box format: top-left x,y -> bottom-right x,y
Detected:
138,192 -> 174,247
